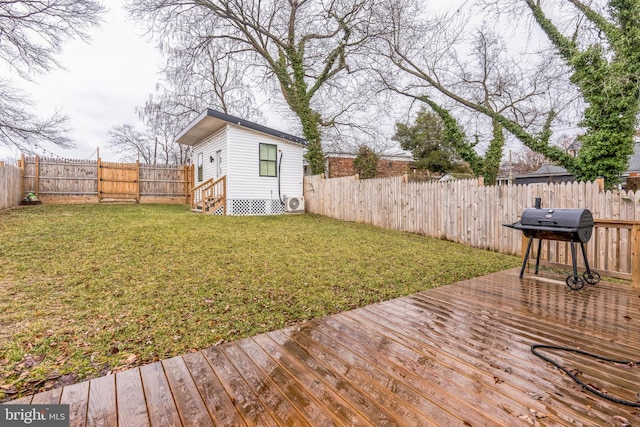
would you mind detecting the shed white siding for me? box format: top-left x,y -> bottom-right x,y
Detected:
193,128 -> 226,185
226,125 -> 304,200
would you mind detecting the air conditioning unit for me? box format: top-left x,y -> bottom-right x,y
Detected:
285,196 -> 305,213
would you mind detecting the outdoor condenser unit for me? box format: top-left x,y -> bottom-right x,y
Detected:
285,196 -> 305,213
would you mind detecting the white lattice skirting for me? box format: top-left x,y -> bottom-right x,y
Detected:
228,199 -> 286,216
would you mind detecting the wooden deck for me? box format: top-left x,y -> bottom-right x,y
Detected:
5,268 -> 640,426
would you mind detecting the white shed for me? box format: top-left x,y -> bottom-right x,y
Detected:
176,109 -> 307,215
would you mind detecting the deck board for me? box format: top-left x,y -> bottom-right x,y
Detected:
139,362 -> 181,427
162,356 -> 214,427
60,380 -> 89,427
87,373 -> 117,427
4,268 -> 640,426
115,368 -> 149,427
182,351 -> 246,427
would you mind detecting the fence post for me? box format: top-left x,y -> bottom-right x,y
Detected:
34,155 -> 40,196
596,177 -> 605,192
97,155 -> 102,203
632,223 -> 640,290
19,153 -> 25,198
136,159 -> 141,203
184,164 -> 190,205
478,176 -> 484,186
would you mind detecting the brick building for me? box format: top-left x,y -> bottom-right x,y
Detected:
323,152 -> 413,178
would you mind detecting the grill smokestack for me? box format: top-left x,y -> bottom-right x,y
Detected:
534,198 -> 541,209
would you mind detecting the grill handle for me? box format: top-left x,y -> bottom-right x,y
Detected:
537,220 -> 558,225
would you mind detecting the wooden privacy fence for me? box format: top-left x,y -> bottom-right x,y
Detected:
0,163 -> 21,210
18,155 -> 194,204
304,174 -> 640,287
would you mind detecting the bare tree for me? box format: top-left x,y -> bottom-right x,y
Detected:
0,0 -> 105,153
128,0 -> 387,174
107,124 -> 154,164
136,94 -> 193,165
108,94 -> 193,166
0,81 -> 72,153
162,30 -> 264,123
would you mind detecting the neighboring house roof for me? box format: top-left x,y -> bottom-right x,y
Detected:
517,164 -> 572,178
325,151 -> 413,161
175,109 -> 308,146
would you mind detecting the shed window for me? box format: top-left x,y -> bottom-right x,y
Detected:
259,143 -> 277,177
197,152 -> 203,182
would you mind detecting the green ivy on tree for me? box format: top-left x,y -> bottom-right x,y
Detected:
524,0 -> 640,186
418,98 -> 504,184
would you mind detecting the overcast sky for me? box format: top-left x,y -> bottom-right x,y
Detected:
0,2 -> 163,162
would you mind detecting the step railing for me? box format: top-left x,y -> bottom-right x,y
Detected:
191,176 -> 226,215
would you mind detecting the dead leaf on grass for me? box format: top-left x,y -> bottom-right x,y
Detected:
24,354 -> 45,368
123,354 -> 138,365
0,384 -> 17,394
56,374 -> 77,387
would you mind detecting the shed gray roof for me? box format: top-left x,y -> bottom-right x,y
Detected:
175,109 -> 307,146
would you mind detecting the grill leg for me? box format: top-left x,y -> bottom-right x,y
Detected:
580,242 -> 591,272
520,237 -> 534,279
534,238 -> 542,275
570,240 -> 578,277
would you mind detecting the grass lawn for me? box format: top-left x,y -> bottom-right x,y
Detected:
0,204 -> 519,400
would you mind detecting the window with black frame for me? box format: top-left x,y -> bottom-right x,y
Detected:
197,152 -> 203,182
259,143 -> 277,177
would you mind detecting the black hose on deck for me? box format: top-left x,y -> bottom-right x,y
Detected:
531,344 -> 640,407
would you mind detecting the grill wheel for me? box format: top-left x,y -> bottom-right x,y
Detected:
583,271 -> 601,285
565,275 -> 585,290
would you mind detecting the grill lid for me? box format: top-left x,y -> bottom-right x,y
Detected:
520,208 -> 593,229
503,207 -> 594,243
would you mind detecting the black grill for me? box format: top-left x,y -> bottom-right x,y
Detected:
504,198 -> 600,290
